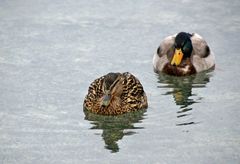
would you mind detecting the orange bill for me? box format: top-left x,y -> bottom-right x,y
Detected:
171,49 -> 183,66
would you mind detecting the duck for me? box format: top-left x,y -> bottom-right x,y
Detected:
83,72 -> 148,115
153,32 -> 215,76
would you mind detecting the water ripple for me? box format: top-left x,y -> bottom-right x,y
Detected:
156,70 -> 214,126
83,109 -> 146,153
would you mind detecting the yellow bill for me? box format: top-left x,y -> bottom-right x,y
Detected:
171,49 -> 183,66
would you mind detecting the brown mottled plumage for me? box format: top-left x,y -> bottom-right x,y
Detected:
83,72 -> 148,115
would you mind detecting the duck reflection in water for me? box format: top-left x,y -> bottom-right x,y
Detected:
84,109 -> 146,153
157,70 -> 213,126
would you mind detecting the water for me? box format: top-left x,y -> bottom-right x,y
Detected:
0,0 -> 240,163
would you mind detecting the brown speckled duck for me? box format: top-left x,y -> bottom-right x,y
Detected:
83,72 -> 148,115
153,32 -> 215,76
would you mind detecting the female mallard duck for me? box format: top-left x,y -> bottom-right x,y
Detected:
153,32 -> 215,76
83,72 -> 148,115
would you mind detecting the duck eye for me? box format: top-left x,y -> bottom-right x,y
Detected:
183,47 -> 189,52
182,41 -> 193,54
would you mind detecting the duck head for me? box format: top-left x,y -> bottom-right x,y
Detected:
171,32 -> 193,66
162,32 -> 196,76
101,73 -> 124,107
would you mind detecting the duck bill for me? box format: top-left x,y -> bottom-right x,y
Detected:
101,94 -> 111,107
171,49 -> 184,66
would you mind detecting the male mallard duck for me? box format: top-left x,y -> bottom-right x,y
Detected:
83,72 -> 148,115
153,32 -> 215,76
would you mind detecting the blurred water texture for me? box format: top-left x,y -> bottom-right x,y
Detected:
0,0 -> 240,163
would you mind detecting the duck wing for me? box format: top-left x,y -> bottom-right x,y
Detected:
191,33 -> 215,72
191,33 -> 211,58
157,34 -> 176,58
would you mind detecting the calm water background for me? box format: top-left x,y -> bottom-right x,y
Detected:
0,0 -> 240,163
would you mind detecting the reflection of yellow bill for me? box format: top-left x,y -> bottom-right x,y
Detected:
171,49 -> 183,66
174,91 -> 184,103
